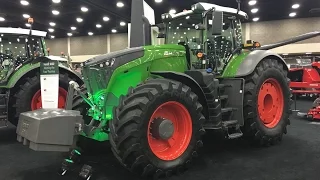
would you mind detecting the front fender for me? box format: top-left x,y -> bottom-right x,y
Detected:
235,50 -> 289,77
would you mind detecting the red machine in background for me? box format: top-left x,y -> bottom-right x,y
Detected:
306,106 -> 320,120
288,61 -> 320,97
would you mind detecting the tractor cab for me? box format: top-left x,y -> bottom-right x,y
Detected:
0,28 -> 48,82
160,3 -> 248,73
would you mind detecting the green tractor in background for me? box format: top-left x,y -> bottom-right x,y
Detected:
0,20 -> 82,127
16,1 -> 320,179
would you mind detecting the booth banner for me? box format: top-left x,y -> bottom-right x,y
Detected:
40,61 -> 59,109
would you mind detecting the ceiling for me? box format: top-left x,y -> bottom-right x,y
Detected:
0,0 -> 319,38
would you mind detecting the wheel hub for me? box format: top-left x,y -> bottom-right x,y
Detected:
258,78 -> 284,128
150,118 -> 174,140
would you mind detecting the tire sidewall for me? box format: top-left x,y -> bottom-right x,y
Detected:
138,89 -> 201,170
254,68 -> 290,136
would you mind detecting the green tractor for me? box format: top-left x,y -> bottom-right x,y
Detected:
17,1 -> 320,179
0,22 -> 82,127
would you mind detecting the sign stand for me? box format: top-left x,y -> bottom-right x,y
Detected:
40,61 -> 59,109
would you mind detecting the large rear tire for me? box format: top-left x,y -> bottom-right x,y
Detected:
243,59 -> 292,146
109,79 -> 205,179
9,72 -> 73,126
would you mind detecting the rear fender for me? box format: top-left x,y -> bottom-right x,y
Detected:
235,50 -> 289,77
151,71 -> 209,118
7,63 -> 82,89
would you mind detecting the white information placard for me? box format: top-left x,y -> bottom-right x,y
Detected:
40,61 -> 59,109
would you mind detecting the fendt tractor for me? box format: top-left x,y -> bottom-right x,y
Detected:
16,1 -> 320,180
0,19 -> 82,128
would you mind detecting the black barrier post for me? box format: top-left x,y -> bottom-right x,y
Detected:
292,93 -> 300,112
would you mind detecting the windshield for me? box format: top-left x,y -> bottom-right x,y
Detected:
0,35 -> 45,62
166,14 -> 203,49
165,14 -> 204,66
206,15 -> 243,72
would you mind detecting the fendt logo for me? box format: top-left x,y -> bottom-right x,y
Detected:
164,51 -> 173,56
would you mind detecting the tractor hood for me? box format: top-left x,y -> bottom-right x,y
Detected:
84,47 -> 144,68
83,44 -> 185,69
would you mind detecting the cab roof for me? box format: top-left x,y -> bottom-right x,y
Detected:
171,2 -> 248,19
0,27 -> 47,37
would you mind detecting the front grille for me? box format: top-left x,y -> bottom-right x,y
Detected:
82,64 -> 112,96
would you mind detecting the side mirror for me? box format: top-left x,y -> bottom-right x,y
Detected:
157,32 -> 166,38
211,11 -> 223,35
195,23 -> 205,30
157,23 -> 166,31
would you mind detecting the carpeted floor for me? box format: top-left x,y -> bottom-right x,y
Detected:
1,99 -> 320,180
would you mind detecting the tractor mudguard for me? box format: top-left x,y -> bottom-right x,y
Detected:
235,50 -> 289,77
6,63 -> 82,88
151,71 -> 208,117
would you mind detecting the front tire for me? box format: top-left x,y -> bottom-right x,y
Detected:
243,59 -> 292,145
109,79 -> 205,179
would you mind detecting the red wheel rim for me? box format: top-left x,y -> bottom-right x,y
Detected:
258,78 -> 284,128
147,101 -> 192,161
31,87 -> 68,110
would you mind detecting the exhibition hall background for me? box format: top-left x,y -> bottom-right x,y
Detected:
46,16 -> 320,63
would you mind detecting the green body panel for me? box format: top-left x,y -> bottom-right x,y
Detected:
83,44 -> 188,141
0,61 -> 75,88
220,51 -> 250,78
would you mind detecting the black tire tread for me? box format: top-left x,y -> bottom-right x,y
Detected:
243,58 -> 292,146
109,79 -> 205,179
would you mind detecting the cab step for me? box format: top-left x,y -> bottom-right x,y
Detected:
227,132 -> 243,139
222,120 -> 238,128
220,95 -> 228,100
0,92 -> 8,128
221,107 -> 235,113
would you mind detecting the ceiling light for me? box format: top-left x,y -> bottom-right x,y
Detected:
289,12 -> 297,17
25,23 -> 31,27
251,8 -> 259,13
120,21 -> 126,26
50,35 -> 55,39
103,16 -> 110,21
117,2 -> 124,8
81,7 -> 88,12
248,0 -> 256,6
52,0 -> 61,3
282,53 -> 289,56
306,52 -> 312,55
112,29 -> 117,33
49,22 -> 56,26
48,28 -> 54,32
253,17 -> 260,21
0,17 -> 5,22
71,26 -> 77,30
155,0 -> 162,3
20,0 -> 29,6
23,14 -> 30,18
292,4 -> 300,9
96,24 -> 102,28
52,10 -> 60,15
67,33 -> 72,36
88,32 -> 93,36
76,18 -> 83,22
186,16 -> 190,19
169,9 -> 176,14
